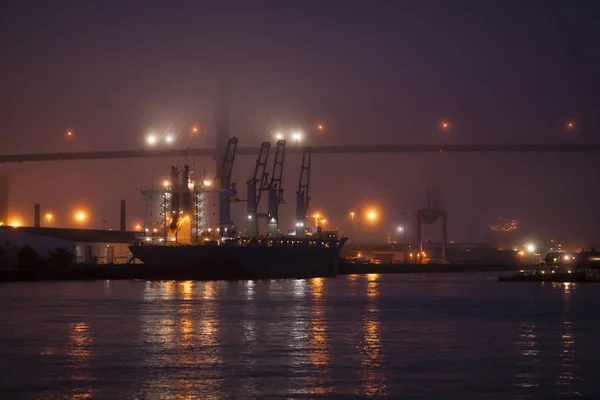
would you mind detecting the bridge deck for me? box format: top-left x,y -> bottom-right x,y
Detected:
0,144 -> 599,163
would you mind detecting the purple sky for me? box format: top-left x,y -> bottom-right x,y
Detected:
1,0 -> 600,246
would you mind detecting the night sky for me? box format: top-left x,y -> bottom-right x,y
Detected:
1,0 -> 600,246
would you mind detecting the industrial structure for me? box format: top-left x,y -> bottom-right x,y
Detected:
416,182 -> 448,261
139,137 -> 317,243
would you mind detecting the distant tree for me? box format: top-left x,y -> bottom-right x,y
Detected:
17,245 -> 40,270
47,248 -> 73,270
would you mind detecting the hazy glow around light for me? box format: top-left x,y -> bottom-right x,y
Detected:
165,135 -> 174,143
526,243 -> 535,253
75,211 -> 87,222
274,132 -> 284,140
292,131 -> 302,142
146,135 -> 157,145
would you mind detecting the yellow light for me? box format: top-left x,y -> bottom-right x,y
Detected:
67,131 -> 73,137
135,224 -> 141,231
10,221 -> 20,228
192,127 -> 198,133
45,213 -> 53,220
349,211 -> 355,219
365,208 -> 379,222
74,211 -> 86,222
163,180 -> 170,187
203,180 -> 212,186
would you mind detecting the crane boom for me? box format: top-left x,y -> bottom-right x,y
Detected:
219,137 -> 238,189
218,137 -> 238,237
295,147 -> 312,238
266,139 -> 286,236
245,142 -> 270,237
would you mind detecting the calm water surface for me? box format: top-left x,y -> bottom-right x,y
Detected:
1,273 -> 599,399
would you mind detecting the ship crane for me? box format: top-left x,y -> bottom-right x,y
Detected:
218,137 -> 238,237
245,142 -> 271,237
295,147 -> 312,238
266,139 -> 286,236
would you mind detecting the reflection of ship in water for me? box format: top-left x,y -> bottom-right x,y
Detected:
138,281 -> 223,400
359,274 -> 387,397
308,278 -> 332,396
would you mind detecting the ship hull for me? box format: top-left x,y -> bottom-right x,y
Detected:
129,239 -> 347,280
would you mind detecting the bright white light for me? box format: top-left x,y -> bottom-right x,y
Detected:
203,180 -> 212,186
247,215 -> 252,220
274,132 -> 284,140
526,243 -> 535,253
292,132 -> 302,142
146,135 -> 157,146
165,135 -> 174,143
397,226 -> 404,232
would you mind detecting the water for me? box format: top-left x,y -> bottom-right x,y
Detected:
1,273 -> 599,399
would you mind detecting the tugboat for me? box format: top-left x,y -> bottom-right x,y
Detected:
499,248 -> 600,282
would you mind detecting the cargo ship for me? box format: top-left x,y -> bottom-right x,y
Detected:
129,234 -> 348,280
132,137 -> 348,280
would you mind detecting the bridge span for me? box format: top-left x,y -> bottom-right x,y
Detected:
0,143 -> 599,163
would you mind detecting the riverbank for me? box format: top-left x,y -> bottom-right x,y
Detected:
0,262 -> 525,283
338,262 -> 522,275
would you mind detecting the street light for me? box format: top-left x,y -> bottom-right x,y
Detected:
45,213 -> 53,227
165,134 -> 174,144
75,211 -> 87,228
291,131 -> 303,143
274,132 -> 284,140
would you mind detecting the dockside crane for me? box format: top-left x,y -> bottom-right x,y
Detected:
266,139 -> 286,236
295,147 -> 312,238
218,137 -> 238,237
246,142 -> 271,237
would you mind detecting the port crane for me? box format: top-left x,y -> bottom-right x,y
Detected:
245,142 -> 271,237
218,137 -> 238,237
295,147 -> 312,238
266,139 -> 286,236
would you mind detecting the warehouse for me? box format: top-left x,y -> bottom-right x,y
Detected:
0,226 -> 137,269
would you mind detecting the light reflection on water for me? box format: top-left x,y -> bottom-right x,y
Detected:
360,273 -> 386,397
1,274 -> 599,399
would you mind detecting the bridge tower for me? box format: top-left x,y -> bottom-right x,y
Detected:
415,181 -> 447,261
214,82 -> 230,178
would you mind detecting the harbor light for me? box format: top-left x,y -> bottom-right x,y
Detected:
274,132 -> 284,140
146,134 -> 157,146
526,243 -> 535,253
366,210 -> 378,222
397,226 -> 404,232
203,180 -> 212,187
165,135 -> 174,143
291,131 -> 303,143
163,180 -> 170,187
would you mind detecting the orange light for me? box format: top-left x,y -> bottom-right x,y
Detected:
316,123 -> 325,132
74,211 -> 87,223
135,224 -> 142,231
67,131 -> 73,137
